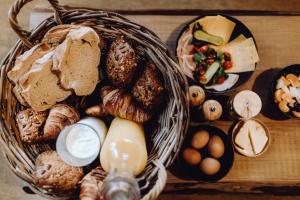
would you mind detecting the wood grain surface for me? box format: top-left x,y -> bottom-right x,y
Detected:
1,0 -> 300,199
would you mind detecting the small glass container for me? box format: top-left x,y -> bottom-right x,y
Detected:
56,117 -> 107,167
228,90 -> 262,120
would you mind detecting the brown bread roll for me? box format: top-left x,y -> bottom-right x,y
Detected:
16,108 -> 47,143
132,62 -> 164,110
100,86 -> 151,123
105,37 -> 138,87
34,151 -> 83,191
43,104 -> 80,140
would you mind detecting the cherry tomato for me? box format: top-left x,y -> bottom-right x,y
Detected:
199,76 -> 207,82
224,52 -> 231,61
217,76 -> 225,84
194,45 -> 209,53
223,61 -> 233,70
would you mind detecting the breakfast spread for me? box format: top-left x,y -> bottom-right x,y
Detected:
3,5 -> 300,199
177,15 -> 259,92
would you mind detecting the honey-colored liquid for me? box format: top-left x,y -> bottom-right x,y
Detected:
100,117 -> 148,176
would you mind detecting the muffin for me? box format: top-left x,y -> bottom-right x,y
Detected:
34,151 -> 83,191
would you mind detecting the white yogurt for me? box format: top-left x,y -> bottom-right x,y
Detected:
56,117 -> 107,167
66,124 -> 100,159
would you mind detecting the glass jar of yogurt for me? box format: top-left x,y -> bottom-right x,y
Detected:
56,117 -> 107,167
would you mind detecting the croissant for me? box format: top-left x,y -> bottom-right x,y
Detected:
100,86 -> 152,123
43,104 -> 80,140
85,105 -> 108,117
80,166 -> 106,200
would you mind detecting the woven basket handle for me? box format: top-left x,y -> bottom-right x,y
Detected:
142,160 -> 167,200
8,0 -> 66,48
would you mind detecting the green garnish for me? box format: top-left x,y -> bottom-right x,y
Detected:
193,52 -> 206,63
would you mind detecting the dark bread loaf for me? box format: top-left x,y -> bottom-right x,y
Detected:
16,108 -> 47,143
105,37 -> 138,88
132,62 -> 164,110
34,151 -> 83,191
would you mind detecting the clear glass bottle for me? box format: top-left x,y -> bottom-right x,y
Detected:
102,172 -> 140,200
100,117 -> 148,200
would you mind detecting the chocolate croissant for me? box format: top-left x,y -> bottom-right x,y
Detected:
100,86 -> 152,123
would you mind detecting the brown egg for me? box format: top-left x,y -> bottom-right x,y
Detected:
200,157 -> 221,175
189,85 -> 205,106
191,130 -> 210,149
183,148 -> 201,165
208,135 -> 225,158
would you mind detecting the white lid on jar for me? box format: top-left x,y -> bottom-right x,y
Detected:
233,90 -> 262,119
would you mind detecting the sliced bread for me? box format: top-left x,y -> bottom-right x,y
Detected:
42,24 -> 80,47
19,51 -> 71,111
52,26 -> 101,96
7,43 -> 51,84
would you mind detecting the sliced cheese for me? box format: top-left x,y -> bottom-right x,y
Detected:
234,122 -> 253,155
248,120 -> 269,155
210,34 -> 246,51
234,120 -> 268,156
221,38 -> 259,73
201,15 -> 236,45
205,74 -> 239,91
189,16 -> 216,30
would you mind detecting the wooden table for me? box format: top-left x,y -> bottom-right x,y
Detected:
1,0 -> 300,199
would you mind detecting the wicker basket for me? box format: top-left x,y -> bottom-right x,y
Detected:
0,0 -> 189,199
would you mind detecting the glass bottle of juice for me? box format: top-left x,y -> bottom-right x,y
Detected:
100,117 -> 148,200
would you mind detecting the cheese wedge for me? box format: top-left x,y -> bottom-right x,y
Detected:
234,122 -> 253,155
221,38 -> 259,73
248,120 -> 269,155
201,15 -> 236,45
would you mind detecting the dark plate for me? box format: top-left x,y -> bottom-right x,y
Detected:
175,14 -> 258,94
171,125 -> 234,182
271,64 -> 300,119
